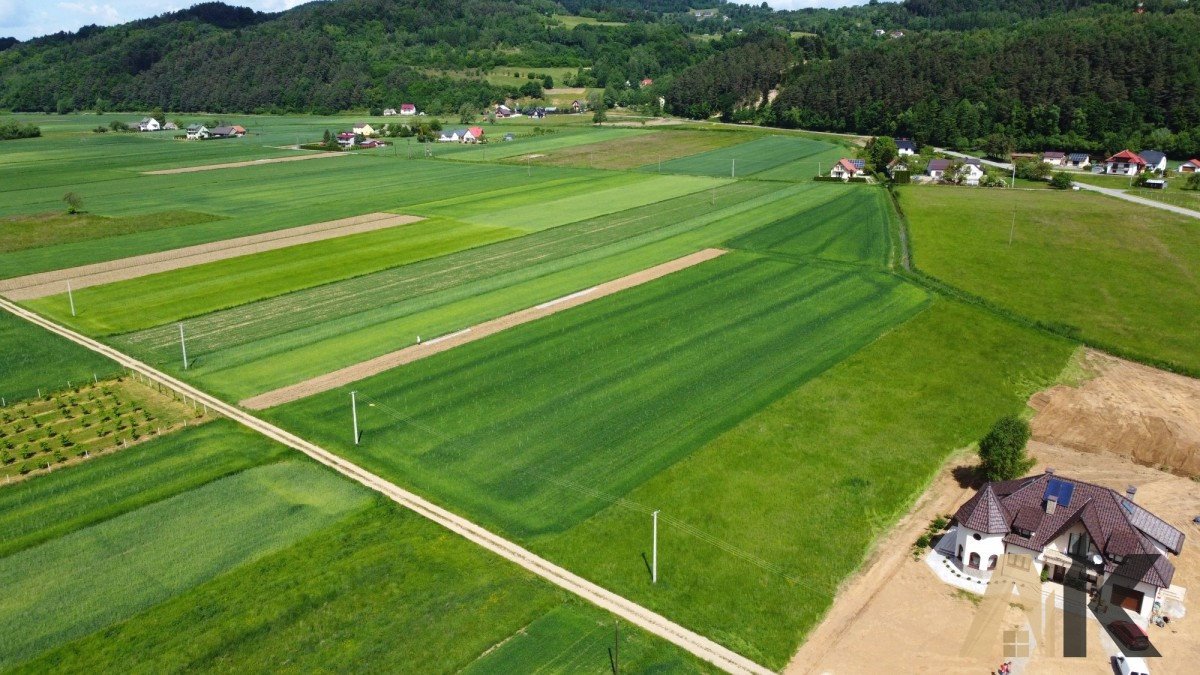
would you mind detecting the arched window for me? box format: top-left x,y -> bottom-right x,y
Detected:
969,552 -> 981,569
987,555 -> 998,570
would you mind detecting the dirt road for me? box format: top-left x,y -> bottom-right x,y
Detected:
0,296 -> 769,675
240,248 -> 727,409
0,213 -> 423,300
142,151 -> 348,174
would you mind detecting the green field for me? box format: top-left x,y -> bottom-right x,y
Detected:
0,309 -> 121,403
646,134 -> 849,181
900,185 -> 1200,372
518,129 -> 755,171
0,211 -> 219,253
31,217 -> 520,334
443,127 -> 649,162
728,187 -> 892,266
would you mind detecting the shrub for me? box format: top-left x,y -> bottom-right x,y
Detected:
1048,172 -> 1073,189
978,415 -> 1034,481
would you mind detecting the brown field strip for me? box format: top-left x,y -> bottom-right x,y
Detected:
516,130 -> 751,170
240,248 -> 728,409
142,151 -> 348,174
0,213 -> 424,300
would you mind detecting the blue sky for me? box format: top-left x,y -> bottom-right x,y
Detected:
0,1 -> 876,41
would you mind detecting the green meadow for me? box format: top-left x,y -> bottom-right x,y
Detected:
728,187 -> 892,266
646,134 -> 849,180
0,309 -> 121,402
900,185 -> 1200,373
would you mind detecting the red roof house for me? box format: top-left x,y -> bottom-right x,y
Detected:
1179,159 -> 1200,173
1104,149 -> 1147,176
468,126 -> 485,141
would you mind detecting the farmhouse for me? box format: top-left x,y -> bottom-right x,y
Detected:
1138,150 -> 1167,173
209,125 -> 246,138
1180,159 -> 1200,173
947,471 -> 1184,623
926,158 -> 951,181
137,117 -> 161,132
640,78 -> 653,86
895,138 -> 917,156
351,123 -> 376,137
382,108 -> 398,116
467,126 -> 485,143
400,103 -> 417,116
829,158 -> 864,180
358,139 -> 385,149
1104,149 -> 1147,175
571,100 -> 582,113
185,124 -> 209,140
337,132 -> 356,148
438,129 -> 464,142
1042,151 -> 1065,166
874,28 -> 886,36
960,158 -> 985,185
1066,152 -> 1091,169
163,122 -> 178,131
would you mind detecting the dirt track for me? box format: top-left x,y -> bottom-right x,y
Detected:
1029,349 -> 1200,476
0,213 -> 423,300
142,151 -> 348,174
0,296 -> 771,675
240,248 -> 727,409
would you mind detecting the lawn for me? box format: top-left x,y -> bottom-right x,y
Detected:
31,217 -> 520,334
900,185 -> 1200,373
0,309 -> 121,403
0,375 -> 206,482
0,461 -> 371,670
727,187 -> 891,266
0,419 -> 288,557
646,135 -> 847,180
263,252 -> 930,537
518,129 -> 756,171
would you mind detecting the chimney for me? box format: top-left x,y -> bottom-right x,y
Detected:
1126,485 -> 1137,501
1046,495 -> 1058,515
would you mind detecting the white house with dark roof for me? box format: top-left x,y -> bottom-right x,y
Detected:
895,138 -> 917,156
1139,150 -> 1168,173
137,117 -> 161,132
1065,152 -> 1090,169
1042,151 -> 1065,166
948,471 -> 1185,622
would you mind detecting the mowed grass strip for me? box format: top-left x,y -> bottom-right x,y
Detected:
446,127 -> 651,162
0,211 -> 219,254
30,218 -> 520,335
0,420 -> 288,557
728,187 -> 891,266
0,461 -> 369,670
646,135 -> 842,179
0,309 -> 121,403
264,253 -> 929,537
515,130 -> 754,171
900,186 -> 1200,372
15,500 -> 710,674
538,300 -> 1076,668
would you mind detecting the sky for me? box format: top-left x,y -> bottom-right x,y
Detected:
0,0 -> 876,41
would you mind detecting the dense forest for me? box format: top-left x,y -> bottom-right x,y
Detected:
2,0 -> 1199,154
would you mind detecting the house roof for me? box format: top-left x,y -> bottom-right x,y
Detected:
400,103 -> 416,109
954,473 -> 1185,587
927,159 -> 951,171
230,125 -> 246,133
834,158 -> 858,173
1139,150 -> 1166,165
1068,153 -> 1089,162
468,126 -> 484,137
211,126 -> 235,135
1182,159 -> 1200,168
850,159 -> 866,169
1043,151 -> 1066,159
963,157 -> 981,166
1106,149 -> 1145,165
186,124 -> 205,131
140,117 -> 155,124
895,139 -> 917,151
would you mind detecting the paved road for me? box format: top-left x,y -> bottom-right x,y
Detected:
0,298 -> 771,675
933,147 -> 1200,220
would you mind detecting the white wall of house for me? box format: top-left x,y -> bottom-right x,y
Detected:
955,526 -> 1007,576
1098,578 -> 1159,621
1105,161 -> 1141,176
897,147 -> 915,157
961,164 -> 985,186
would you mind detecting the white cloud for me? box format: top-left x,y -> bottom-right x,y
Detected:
57,2 -> 121,24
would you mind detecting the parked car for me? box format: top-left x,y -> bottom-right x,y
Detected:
1109,620 -> 1150,651
1112,653 -> 1149,675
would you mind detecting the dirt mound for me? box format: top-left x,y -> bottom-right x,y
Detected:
1029,349 -> 1200,476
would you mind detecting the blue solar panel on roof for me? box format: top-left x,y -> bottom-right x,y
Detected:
1043,478 -> 1075,507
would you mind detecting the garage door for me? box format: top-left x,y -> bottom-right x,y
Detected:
1111,585 -> 1144,612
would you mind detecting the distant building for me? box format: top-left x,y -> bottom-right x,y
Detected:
1179,159 -> 1200,173
1138,150 -> 1167,173
874,28 -> 886,37
209,125 -> 246,138
163,122 -> 178,131
895,138 -> 917,156
1104,150 -> 1147,175
571,100 -> 582,113
400,104 -> 417,116
829,158 -> 865,180
1042,151 -> 1066,166
382,108 -> 398,116
185,124 -> 209,140
337,132 -> 356,148
926,158 -> 951,181
889,30 -> 905,38
1065,153 -> 1091,169
351,123 -> 376,137
640,78 -> 653,87
137,117 -> 161,132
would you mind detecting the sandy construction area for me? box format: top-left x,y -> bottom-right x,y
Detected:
142,151 -> 348,174
787,358 -> 1200,674
0,213 -> 423,300
240,248 -> 727,409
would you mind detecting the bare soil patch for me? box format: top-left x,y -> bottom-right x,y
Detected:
0,213 -> 424,300
240,248 -> 727,409
142,151 -> 348,175
517,130 -> 750,170
1030,349 -> 1200,476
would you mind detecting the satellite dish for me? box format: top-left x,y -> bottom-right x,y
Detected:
1092,554 -> 1104,566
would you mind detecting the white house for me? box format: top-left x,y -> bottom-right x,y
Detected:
137,117 -> 161,132
829,158 -> 865,180
1179,159 -> 1200,173
1104,150 -> 1147,175
1042,151 -> 1066,166
926,158 -> 951,181
949,472 -> 1184,622
1065,153 -> 1090,169
351,123 -> 376,137
382,108 -> 398,116
400,103 -> 417,116
1138,150 -> 1168,173
163,122 -> 178,131
895,138 -> 917,157
960,158 -> 985,185
185,124 -> 209,140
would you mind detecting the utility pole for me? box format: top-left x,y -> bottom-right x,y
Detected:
178,322 -> 189,369
731,158 -> 736,179
350,390 -> 359,445
67,281 -> 76,317
651,510 -> 660,584
613,621 -> 620,675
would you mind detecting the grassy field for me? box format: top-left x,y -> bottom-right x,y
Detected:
553,14 -> 627,28
441,127 -> 649,162
0,309 -> 121,403
646,135 -> 849,181
31,217 -> 520,334
728,187 -> 891,266
0,419 -> 288,557
263,252 -> 929,536
0,461 -> 371,670
0,376 -> 205,482
0,211 -> 219,253
900,185 -> 1200,372
116,182 -> 844,400
517,129 -> 755,170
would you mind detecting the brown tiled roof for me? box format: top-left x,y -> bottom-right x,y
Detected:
954,473 -> 1185,588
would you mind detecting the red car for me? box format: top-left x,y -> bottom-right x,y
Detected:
1109,620 -> 1150,651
